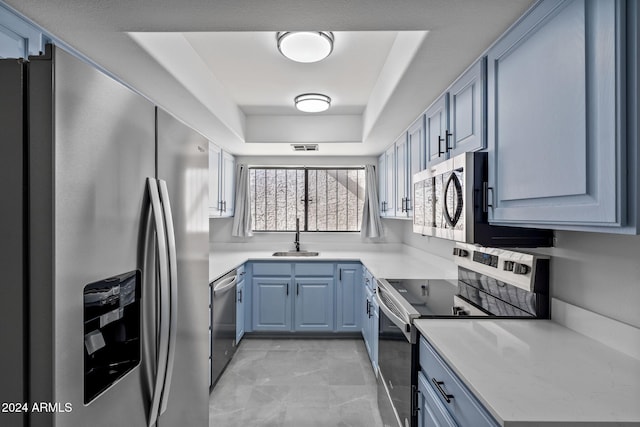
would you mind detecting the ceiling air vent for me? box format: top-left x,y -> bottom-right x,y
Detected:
291,144 -> 319,152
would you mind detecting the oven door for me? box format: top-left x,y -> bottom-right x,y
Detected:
376,287 -> 416,427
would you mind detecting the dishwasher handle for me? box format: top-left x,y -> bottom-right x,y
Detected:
213,275 -> 238,296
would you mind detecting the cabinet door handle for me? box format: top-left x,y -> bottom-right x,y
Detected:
401,197 -> 406,212
405,197 -> 411,211
366,299 -> 370,315
432,378 -> 454,403
438,136 -> 445,157
482,182 -> 494,213
286,283 -> 289,296
296,283 -> 299,295
412,385 -> 421,417
339,269 -> 342,281
445,130 -> 452,152
238,289 -> 242,303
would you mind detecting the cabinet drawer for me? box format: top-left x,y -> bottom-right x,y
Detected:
252,262 -> 292,276
294,263 -> 334,277
419,336 -> 498,427
418,371 -> 457,427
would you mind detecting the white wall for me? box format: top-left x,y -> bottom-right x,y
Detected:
399,219 -> 456,257
534,231 -> 640,329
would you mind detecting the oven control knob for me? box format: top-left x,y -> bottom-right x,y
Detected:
513,263 -> 530,275
503,261 -> 515,271
453,248 -> 469,257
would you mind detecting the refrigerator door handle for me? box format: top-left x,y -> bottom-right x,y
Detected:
147,178 -> 171,427
158,179 -> 178,415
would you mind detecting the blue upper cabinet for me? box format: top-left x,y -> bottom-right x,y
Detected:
377,154 -> 386,216
0,4 -> 49,59
379,145 -> 396,217
426,58 -> 487,168
209,142 -> 235,218
486,0 -> 635,232
208,142 -> 221,217
394,132 -> 408,217
405,116 -> 426,217
383,118 -> 425,219
448,58 -> 486,158
425,93 -> 449,167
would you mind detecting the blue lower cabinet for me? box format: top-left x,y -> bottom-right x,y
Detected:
336,263 -> 362,332
420,336 -> 499,427
236,276 -> 245,343
370,296 -> 378,372
362,284 -> 371,341
362,285 -> 378,372
294,278 -> 334,331
417,371 -> 457,427
248,261 -> 367,334
251,277 -> 292,332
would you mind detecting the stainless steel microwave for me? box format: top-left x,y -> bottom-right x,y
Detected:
413,152 -> 552,247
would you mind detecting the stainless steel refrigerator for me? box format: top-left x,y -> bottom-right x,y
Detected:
0,45 -> 209,427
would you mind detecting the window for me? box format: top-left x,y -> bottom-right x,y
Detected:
249,167 -> 366,232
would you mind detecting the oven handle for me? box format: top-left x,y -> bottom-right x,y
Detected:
375,291 -> 412,342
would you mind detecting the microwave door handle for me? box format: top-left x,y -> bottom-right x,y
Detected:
443,173 -> 463,227
158,180 -> 178,415
146,178 -> 171,427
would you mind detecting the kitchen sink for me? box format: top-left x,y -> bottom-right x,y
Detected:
272,251 -> 319,257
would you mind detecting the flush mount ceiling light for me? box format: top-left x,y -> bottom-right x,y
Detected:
277,31 -> 334,63
294,93 -> 331,113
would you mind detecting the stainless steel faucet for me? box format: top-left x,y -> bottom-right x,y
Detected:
294,218 -> 300,252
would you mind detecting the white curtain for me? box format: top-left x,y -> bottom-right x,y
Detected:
360,164 -> 384,239
231,164 -> 253,237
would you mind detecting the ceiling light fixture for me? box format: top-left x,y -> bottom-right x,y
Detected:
294,93 -> 331,113
277,31 -> 334,63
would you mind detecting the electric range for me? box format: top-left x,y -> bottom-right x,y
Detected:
375,243 -> 549,427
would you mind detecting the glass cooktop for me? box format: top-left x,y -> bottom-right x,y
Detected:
383,272 -> 536,318
383,279 -> 459,317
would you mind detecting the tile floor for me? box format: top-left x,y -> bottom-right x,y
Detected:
209,338 -> 383,427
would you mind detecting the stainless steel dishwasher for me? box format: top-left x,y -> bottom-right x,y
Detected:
210,269 -> 238,389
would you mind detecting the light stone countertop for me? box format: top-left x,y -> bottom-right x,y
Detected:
209,243 -> 457,283
414,318 -> 640,426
